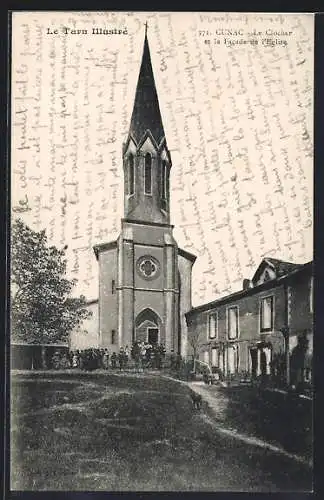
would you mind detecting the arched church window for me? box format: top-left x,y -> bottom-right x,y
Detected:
128,154 -> 134,195
144,153 -> 152,195
166,164 -> 169,201
161,160 -> 167,200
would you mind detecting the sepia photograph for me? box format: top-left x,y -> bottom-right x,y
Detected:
10,10 -> 313,492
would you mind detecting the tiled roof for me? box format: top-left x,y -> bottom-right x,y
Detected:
264,257 -> 303,277
93,240 -> 117,259
252,257 -> 304,284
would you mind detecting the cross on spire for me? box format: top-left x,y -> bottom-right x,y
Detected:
144,21 -> 148,37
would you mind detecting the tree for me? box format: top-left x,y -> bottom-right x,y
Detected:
11,218 -> 91,344
187,321 -> 202,367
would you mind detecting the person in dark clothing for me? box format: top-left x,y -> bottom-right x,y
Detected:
67,350 -> 73,368
151,344 -> 158,369
175,353 -> 182,371
52,351 -> 61,370
155,349 -> 161,370
132,342 -> 141,372
118,348 -> 124,371
111,352 -> 117,369
170,351 -> 175,370
160,344 -> 166,357
103,349 -> 109,369
124,346 -> 129,369
159,344 -> 166,369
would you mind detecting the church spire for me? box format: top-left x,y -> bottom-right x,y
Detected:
123,26 -> 171,225
128,26 -> 165,146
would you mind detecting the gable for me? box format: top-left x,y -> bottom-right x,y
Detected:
252,258 -> 303,286
252,259 -> 277,285
256,266 -> 277,285
138,131 -> 159,154
123,135 -> 137,156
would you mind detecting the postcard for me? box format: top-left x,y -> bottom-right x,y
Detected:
10,11 -> 313,492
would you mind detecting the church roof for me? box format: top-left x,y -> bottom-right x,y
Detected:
93,240 -> 117,260
128,32 -> 165,145
178,247 -> 197,263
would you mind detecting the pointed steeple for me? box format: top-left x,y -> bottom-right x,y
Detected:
123,26 -> 171,225
129,27 -> 165,146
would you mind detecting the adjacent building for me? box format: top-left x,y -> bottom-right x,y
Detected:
185,258 -> 313,386
70,299 -> 99,350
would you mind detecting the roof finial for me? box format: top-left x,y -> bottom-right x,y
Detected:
144,21 -> 148,37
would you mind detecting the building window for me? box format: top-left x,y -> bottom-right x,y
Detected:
260,296 -> 274,332
208,312 -> 218,339
227,344 -> 239,374
211,347 -> 218,367
227,306 -> 239,339
144,153 -> 152,195
161,160 -> 167,199
111,330 -> 116,344
128,154 -> 134,195
111,279 -> 115,294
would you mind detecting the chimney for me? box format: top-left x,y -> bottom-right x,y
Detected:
243,279 -> 252,290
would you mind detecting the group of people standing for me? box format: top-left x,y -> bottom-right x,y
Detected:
50,341 -> 168,371
130,341 -> 166,370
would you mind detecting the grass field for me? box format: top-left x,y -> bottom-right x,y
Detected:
10,371 -> 312,491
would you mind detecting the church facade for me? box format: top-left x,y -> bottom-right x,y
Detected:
89,32 -> 196,356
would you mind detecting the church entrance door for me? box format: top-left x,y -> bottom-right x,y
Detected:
135,308 -> 162,345
148,328 -> 159,345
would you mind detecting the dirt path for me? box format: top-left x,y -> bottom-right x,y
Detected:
185,381 -> 312,467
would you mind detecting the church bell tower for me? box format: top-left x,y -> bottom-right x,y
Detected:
123,28 -> 172,225
94,27 -> 196,357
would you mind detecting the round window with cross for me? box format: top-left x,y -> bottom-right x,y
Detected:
136,255 -> 160,280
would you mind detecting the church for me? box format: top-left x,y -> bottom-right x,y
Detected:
81,30 -> 196,356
